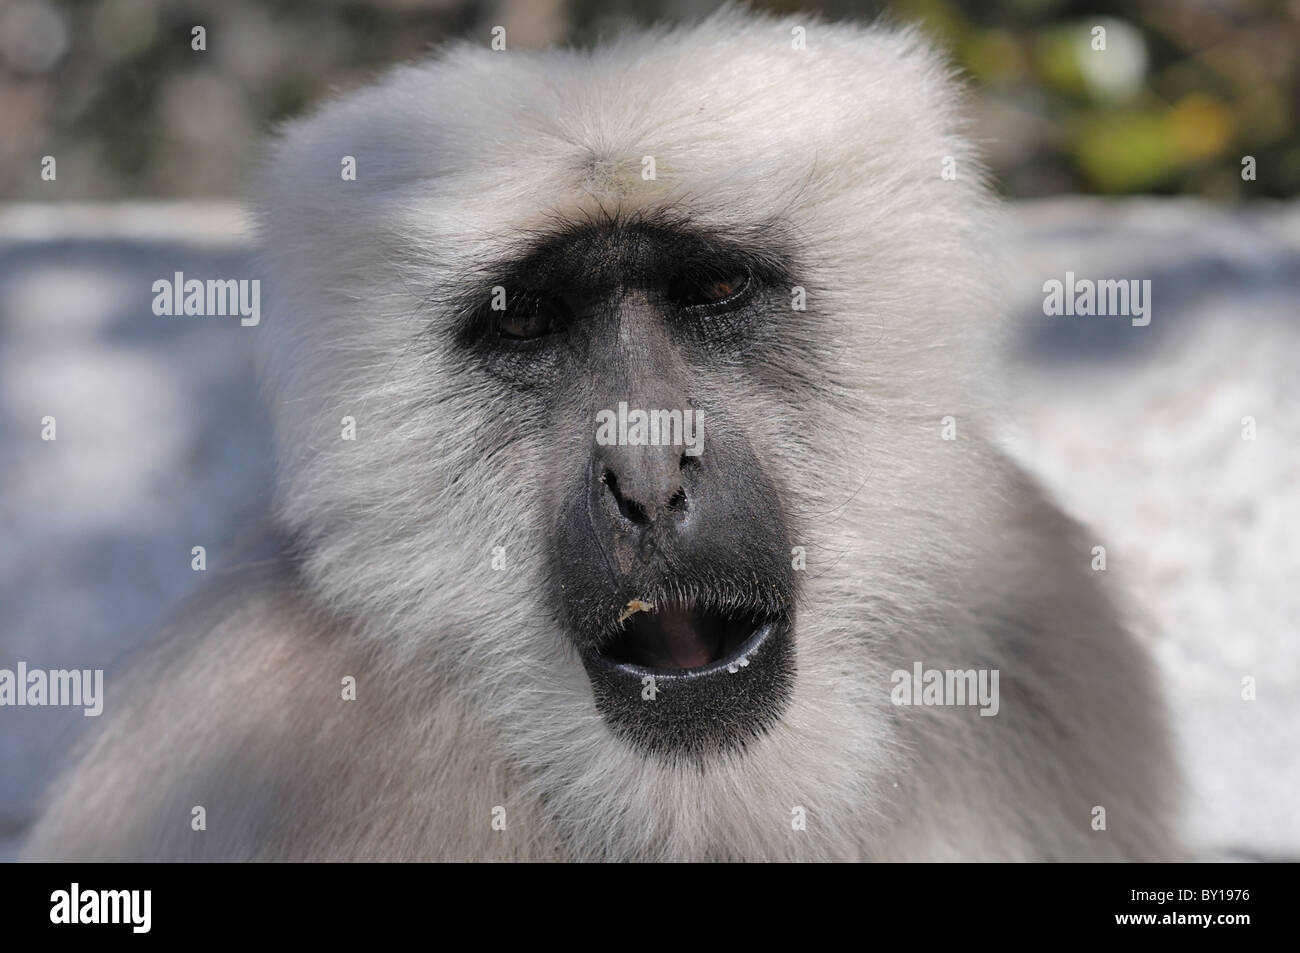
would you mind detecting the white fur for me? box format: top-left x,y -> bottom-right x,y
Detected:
25,9 -> 1178,861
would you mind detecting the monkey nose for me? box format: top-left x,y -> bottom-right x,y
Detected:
595,444 -> 691,530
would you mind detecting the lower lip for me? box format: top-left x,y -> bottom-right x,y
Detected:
585,616 -> 783,680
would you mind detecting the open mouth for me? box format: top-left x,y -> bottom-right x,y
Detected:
579,600 -> 795,757
588,603 -> 784,676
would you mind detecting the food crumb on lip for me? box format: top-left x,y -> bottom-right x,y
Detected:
617,599 -> 654,624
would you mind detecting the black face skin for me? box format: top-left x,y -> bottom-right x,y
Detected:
451,218 -> 801,760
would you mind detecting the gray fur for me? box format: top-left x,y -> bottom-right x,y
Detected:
24,10 -> 1180,861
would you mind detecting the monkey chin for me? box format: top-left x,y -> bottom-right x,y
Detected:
581,605 -> 796,760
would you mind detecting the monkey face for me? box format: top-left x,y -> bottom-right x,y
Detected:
259,12 -> 1001,838
451,221 -> 803,757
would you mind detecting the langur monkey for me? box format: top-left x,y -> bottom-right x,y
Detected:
25,10 -> 1179,862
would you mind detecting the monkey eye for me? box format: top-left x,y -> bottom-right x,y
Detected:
496,295 -> 565,340
670,271 -> 753,311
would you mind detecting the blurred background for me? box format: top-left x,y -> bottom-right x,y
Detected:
1,0 -> 1297,199
1,0 -> 1298,861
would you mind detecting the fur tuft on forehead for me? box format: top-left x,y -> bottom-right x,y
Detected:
255,8 -> 984,238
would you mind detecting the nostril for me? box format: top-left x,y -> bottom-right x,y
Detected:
622,498 -> 649,525
671,453 -> 696,513
603,469 -> 650,525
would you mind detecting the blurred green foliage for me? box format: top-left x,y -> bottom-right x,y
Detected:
889,0 -> 1299,197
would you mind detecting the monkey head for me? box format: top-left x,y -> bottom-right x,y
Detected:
256,10 -> 1003,854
